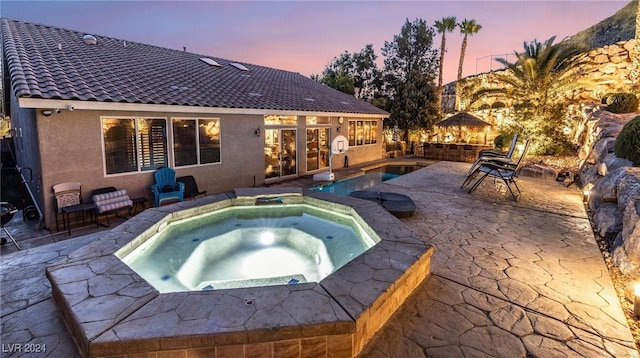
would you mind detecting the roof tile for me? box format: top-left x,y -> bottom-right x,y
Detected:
1,18 -> 388,116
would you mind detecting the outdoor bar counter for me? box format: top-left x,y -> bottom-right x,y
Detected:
416,142 -> 493,163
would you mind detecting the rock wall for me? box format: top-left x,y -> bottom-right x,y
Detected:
578,108 -> 640,275
444,39 -> 637,112
579,39 -> 637,101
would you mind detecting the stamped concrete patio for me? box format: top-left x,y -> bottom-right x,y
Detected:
1,160 -> 638,357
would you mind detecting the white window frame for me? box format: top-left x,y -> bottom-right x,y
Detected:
101,116 -> 168,176
171,117 -> 222,168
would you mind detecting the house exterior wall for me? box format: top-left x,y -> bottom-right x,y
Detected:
32,107 -> 385,230
35,109 -> 265,230
291,116 -> 385,174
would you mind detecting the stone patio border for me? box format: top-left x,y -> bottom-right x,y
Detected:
46,189 -> 434,357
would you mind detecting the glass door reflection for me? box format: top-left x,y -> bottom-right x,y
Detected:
264,129 -> 297,179
306,128 -> 329,171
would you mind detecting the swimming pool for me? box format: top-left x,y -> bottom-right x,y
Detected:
313,164 -> 424,196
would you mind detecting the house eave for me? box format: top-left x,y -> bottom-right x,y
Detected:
18,98 -> 389,119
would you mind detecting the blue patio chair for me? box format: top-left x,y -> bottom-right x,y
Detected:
151,168 -> 184,207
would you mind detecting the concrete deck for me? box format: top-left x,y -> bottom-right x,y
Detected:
1,160 -> 638,357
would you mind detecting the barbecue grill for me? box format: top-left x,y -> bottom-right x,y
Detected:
1,201 -> 21,249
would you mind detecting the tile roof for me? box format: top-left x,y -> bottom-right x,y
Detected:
1,19 -> 388,116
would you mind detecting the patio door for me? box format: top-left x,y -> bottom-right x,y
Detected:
306,128 -> 329,171
265,129 -> 297,179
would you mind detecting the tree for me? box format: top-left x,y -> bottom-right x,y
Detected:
351,44 -> 383,100
382,18 -> 440,141
315,45 -> 381,101
434,16 -> 457,109
456,19 -> 482,82
388,70 -> 439,142
481,36 -> 590,154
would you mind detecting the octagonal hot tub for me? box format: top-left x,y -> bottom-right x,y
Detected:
122,203 -> 377,292
46,188 -> 434,357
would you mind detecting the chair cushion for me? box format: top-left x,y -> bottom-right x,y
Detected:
92,189 -> 132,214
92,189 -> 128,202
55,192 -> 81,212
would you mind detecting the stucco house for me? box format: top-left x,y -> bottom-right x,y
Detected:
1,19 -> 388,230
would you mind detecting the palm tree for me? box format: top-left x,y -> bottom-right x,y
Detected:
482,36 -> 589,154
493,36 -> 587,117
434,16 -> 457,111
456,19 -> 482,82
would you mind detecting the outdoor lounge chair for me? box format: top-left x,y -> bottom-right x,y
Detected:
467,134 -> 519,174
151,167 -> 184,207
177,175 -> 207,200
460,139 -> 531,201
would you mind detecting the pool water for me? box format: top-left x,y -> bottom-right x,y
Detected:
121,204 -> 377,292
313,165 -> 424,196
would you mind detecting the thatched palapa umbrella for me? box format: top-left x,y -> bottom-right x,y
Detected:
436,112 -> 491,143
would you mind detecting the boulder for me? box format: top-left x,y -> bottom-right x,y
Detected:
520,164 -> 557,181
617,168 -> 640,213
587,167 -> 628,210
600,153 -> 634,176
576,109 -> 639,275
593,202 -> 623,239
577,164 -> 600,187
613,200 -> 640,274
597,124 -> 623,139
593,137 -> 616,163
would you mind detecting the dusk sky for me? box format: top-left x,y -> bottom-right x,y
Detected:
2,0 -> 629,84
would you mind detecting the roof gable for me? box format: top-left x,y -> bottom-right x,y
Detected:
1,19 -> 388,116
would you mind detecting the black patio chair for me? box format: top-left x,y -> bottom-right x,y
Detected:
467,134 -> 519,174
177,175 -> 207,200
461,139 -> 531,201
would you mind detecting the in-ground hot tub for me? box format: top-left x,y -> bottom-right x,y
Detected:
46,188 -> 434,357
121,204 -> 378,292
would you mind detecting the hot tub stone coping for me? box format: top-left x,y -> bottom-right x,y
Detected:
46,189 -> 434,357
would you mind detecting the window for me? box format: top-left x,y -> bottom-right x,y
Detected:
347,120 -> 378,147
305,116 -> 330,125
173,118 -> 221,167
102,117 -> 167,174
264,115 -> 297,125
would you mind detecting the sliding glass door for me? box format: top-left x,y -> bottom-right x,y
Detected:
265,129 -> 297,179
306,128 -> 329,171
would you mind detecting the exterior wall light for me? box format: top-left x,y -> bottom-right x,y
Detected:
255,128 -> 261,137
582,183 -> 593,203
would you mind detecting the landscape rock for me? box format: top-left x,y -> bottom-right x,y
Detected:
520,164 -> 557,181
592,202 -> 623,239
613,200 -> 640,274
601,154 -> 634,176
577,109 -> 639,275
617,168 -> 640,213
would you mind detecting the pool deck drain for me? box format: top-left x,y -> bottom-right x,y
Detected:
45,189 -> 434,357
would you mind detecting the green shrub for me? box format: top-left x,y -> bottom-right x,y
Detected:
614,115 -> 640,166
605,93 -> 639,114
491,101 -> 505,109
493,133 -> 515,150
601,93 -> 615,104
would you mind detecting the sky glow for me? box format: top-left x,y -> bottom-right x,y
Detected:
2,0 -> 628,84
